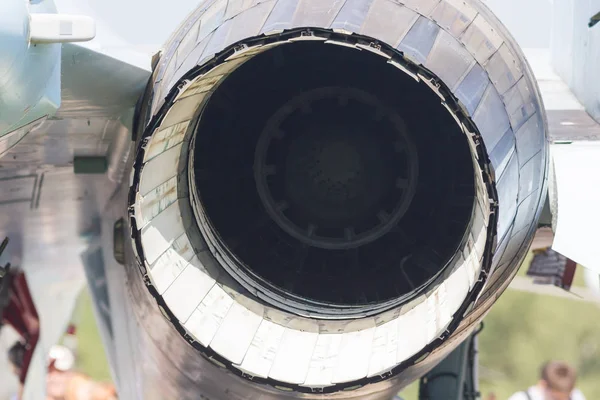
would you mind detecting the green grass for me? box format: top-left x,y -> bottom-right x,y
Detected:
398,381 -> 419,399
73,259 -> 600,398
72,289 -> 113,383
478,289 -> 600,399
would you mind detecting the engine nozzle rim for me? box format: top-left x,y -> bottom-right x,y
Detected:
186,30 -> 490,320
128,25 -> 502,394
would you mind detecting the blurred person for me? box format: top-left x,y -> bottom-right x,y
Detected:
7,339 -> 116,400
7,340 -> 26,380
46,353 -> 117,400
7,341 -> 25,400
46,368 -> 117,400
508,361 -> 586,400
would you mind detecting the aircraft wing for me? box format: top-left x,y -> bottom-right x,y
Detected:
551,143 -> 600,273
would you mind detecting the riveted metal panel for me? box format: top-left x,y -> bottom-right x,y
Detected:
489,128 -> 515,179
455,63 -> 490,115
292,0 -> 347,28
425,29 -> 475,90
223,1 -> 278,49
361,0 -> 418,47
497,224 -> 530,268
473,84 -> 511,151
397,16 -> 440,65
401,0 -> 442,15
460,14 -> 503,64
518,150 -> 543,200
502,77 -> 536,132
261,0 -> 301,34
176,20 -> 202,69
200,19 -> 235,63
330,0 -> 374,33
515,112 -> 545,165
429,0 -> 477,37
174,33 -> 215,83
484,43 -> 523,95
493,220 -> 511,257
198,0 -> 229,43
513,189 -> 541,234
224,0 -> 268,20
496,153 -> 518,240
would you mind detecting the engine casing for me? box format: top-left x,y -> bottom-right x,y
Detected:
122,1 -> 549,398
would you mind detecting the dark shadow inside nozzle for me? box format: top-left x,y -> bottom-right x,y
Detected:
193,41 -> 475,306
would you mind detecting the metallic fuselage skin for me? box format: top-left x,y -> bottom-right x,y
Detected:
103,0 -> 548,399
0,0 -> 549,399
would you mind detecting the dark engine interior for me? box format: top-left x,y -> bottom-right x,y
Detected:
192,41 -> 475,307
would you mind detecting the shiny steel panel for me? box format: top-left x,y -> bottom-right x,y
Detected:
425,29 -> 475,90
201,19 -> 236,64
495,153 -> 519,241
515,112 -> 545,164
140,201 -> 186,265
261,0 -> 301,34
361,0 -> 418,47
401,0 -> 442,15
502,77 -> 537,132
225,0 -> 266,20
396,16 -> 440,65
473,84 -> 511,151
293,0 -> 346,28
459,14 -> 503,64
429,0 -> 477,37
513,189 -> 542,234
176,35 -> 215,84
484,43 -> 523,95
491,227 -> 512,268
496,223 -> 530,268
330,0 -> 375,33
455,63 -> 490,115
489,128 -> 515,179
175,20 -> 201,69
518,151 -> 543,200
225,0 -> 278,46
164,263 -> 217,323
198,0 -> 229,44
148,233 -> 195,294
185,285 -> 235,347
